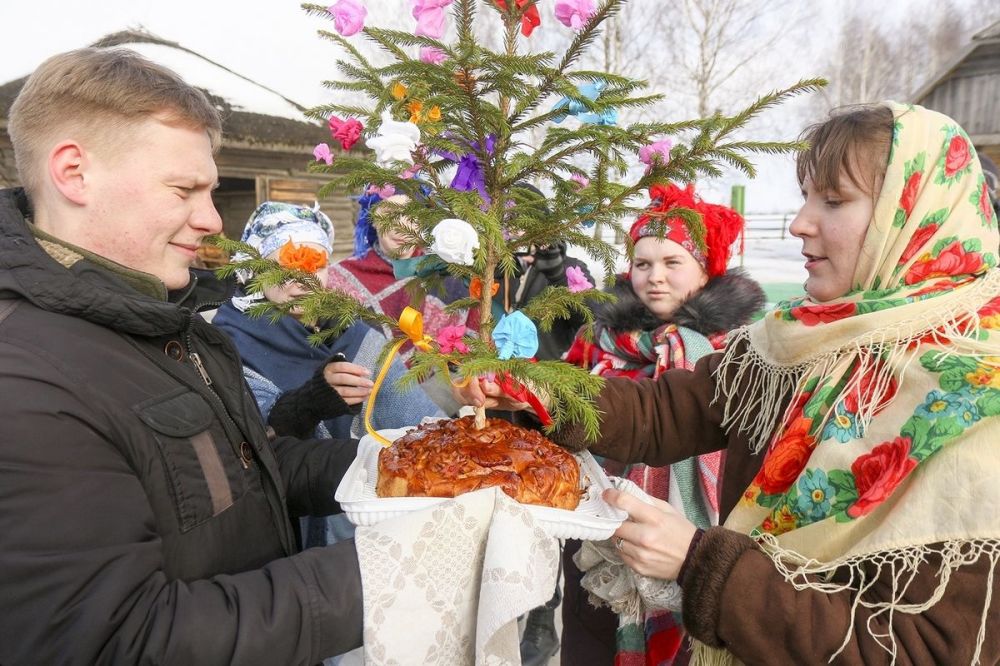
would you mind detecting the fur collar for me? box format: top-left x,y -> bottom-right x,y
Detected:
594,268 -> 766,336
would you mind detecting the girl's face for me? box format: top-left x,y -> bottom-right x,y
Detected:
789,170 -> 874,302
262,242 -> 330,317
630,236 -> 708,320
375,195 -> 420,259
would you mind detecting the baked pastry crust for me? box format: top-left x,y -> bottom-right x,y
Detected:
376,416 -> 581,510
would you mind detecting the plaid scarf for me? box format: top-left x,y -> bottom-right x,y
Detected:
567,320 -> 725,665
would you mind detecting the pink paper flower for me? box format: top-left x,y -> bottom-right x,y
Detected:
412,0 -> 453,39
570,173 -> 590,188
639,139 -> 673,168
554,0 -> 595,30
313,143 -> 334,165
366,184 -> 396,198
328,116 -> 364,151
419,46 -> 448,64
328,0 -> 367,36
438,324 -> 470,354
566,265 -> 593,292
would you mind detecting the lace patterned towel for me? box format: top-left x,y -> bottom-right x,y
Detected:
355,487 -> 560,665
574,477 -> 684,620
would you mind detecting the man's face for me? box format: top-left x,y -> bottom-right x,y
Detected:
83,116 -> 222,289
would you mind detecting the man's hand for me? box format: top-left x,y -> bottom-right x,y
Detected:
322,362 -> 374,405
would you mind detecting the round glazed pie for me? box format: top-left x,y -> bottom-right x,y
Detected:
376,416 -> 581,510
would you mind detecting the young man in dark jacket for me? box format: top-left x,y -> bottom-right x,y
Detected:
0,48 -> 363,664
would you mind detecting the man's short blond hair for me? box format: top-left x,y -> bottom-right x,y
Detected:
8,47 -> 223,196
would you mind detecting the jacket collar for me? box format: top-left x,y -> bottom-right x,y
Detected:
595,268 -> 766,336
0,187 -> 190,336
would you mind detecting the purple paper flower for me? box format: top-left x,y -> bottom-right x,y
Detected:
328,0 -> 367,36
437,135 -> 496,204
570,173 -> 590,188
419,46 -> 448,64
566,265 -> 593,292
639,139 -> 673,168
554,0 -> 595,30
412,0 -> 453,39
313,143 -> 334,165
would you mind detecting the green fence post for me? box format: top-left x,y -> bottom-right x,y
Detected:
731,185 -> 745,266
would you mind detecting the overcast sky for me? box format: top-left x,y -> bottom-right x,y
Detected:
1,1 -> 991,214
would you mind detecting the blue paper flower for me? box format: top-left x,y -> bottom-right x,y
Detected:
551,81 -> 617,126
492,311 -> 539,360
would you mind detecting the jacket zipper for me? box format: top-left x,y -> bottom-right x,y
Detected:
183,304 -> 251,469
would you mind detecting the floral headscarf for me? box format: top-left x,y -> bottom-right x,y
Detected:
703,103 -> 1000,664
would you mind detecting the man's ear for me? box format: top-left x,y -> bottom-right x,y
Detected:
47,141 -> 88,206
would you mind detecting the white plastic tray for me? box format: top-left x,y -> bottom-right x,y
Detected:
335,426 -> 627,541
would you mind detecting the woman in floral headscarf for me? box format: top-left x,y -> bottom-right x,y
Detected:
461,103 -> 1000,664
560,183 -> 764,666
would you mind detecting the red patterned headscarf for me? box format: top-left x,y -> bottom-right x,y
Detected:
628,183 -> 745,278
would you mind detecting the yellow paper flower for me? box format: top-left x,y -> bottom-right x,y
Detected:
391,81 -> 408,100
407,99 -> 424,123
426,105 -> 442,122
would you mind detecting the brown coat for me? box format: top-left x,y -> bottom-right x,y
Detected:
552,351 -> 1000,665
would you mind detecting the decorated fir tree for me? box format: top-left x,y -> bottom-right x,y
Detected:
216,0 -> 822,440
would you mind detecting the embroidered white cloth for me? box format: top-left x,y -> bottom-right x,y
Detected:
355,487 -> 560,665
574,477 -> 684,619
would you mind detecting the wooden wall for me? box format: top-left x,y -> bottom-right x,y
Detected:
917,40 -> 1000,147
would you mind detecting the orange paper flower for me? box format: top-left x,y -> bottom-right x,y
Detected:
278,240 -> 328,273
469,277 -> 499,299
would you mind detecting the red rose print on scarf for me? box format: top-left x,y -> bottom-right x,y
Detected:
979,180 -> 996,226
789,302 -> 858,326
900,171 -> 921,219
904,241 -> 983,285
846,437 -> 918,518
943,135 -> 972,178
843,363 -> 898,416
899,222 -> 938,264
755,417 -> 815,495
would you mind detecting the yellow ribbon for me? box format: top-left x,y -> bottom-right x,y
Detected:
364,307 -> 434,447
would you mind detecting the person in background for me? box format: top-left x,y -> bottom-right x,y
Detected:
560,182 -> 764,665
327,190 -> 477,359
459,103 -> 1000,664
497,184 -> 597,362
0,48 -> 363,663
212,201 -> 445,546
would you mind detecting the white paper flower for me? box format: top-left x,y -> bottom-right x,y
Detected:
365,112 -> 421,167
430,218 -> 479,266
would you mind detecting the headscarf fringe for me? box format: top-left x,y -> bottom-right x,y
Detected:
754,533 -> 1000,664
716,270 -> 1000,454
691,537 -> 1000,665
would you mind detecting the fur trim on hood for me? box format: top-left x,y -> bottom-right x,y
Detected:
594,268 -> 766,336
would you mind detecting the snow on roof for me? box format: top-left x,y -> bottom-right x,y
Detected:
124,41 -> 309,123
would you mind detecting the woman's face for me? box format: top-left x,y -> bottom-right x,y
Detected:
789,171 -> 874,302
262,242 -> 330,316
375,195 -> 420,259
630,236 -> 708,320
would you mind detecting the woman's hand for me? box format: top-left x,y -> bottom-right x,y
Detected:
322,362 -> 374,405
451,376 -> 534,412
604,487 -> 698,581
